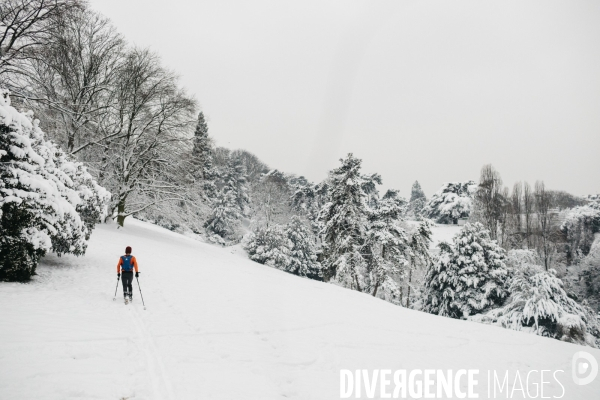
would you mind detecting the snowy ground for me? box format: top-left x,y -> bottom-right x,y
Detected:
0,219 -> 599,399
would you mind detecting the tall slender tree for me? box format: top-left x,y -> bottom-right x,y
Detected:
319,154 -> 368,289
534,181 -> 554,270
408,180 -> 427,219
475,164 -> 505,240
191,111 -> 216,197
365,189 -> 410,303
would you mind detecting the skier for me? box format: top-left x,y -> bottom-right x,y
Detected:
117,246 -> 139,304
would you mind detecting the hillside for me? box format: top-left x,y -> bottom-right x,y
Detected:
0,219 -> 598,399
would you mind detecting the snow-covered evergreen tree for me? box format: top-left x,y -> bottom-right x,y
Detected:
423,181 -> 477,224
204,188 -> 241,245
410,181 -> 426,203
291,179 -> 329,236
474,262 -> 598,346
49,160 -> 110,256
577,239 -> 600,312
405,219 -> 434,308
284,216 -> 321,279
191,111 -> 216,197
0,90 -> 109,281
560,205 -> 600,264
319,154 -> 368,289
220,155 -> 250,215
243,224 -> 288,269
407,180 -> 427,219
365,190 -> 410,303
243,217 -> 321,279
361,172 -> 382,208
422,222 -> 508,318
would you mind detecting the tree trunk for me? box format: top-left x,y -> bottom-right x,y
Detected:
406,268 -> 413,308
116,197 -> 127,227
372,280 -> 380,297
354,273 -> 362,293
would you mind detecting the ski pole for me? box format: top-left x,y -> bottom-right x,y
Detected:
113,275 -> 120,301
136,276 -> 146,310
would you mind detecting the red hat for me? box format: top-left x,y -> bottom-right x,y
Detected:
125,246 -> 132,254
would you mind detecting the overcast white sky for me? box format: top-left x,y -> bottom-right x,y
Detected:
90,0 -> 600,197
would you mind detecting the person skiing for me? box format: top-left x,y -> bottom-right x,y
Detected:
117,246 -> 139,304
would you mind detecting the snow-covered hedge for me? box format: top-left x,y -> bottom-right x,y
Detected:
0,90 -> 109,281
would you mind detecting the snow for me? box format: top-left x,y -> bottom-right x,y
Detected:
429,223 -> 462,248
0,218 -> 599,399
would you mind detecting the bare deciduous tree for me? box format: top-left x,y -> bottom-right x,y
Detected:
251,170 -> 292,229
101,48 -> 196,226
475,164 -> 505,241
0,0 -> 80,77
534,181 -> 555,270
511,182 -> 523,234
20,7 -> 124,153
523,182 -> 534,249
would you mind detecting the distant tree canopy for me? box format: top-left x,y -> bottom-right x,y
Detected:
423,181 -> 477,224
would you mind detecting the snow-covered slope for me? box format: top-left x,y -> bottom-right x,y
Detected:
0,219 -> 599,399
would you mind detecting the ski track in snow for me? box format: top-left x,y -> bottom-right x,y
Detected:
0,218 -> 599,399
129,304 -> 175,400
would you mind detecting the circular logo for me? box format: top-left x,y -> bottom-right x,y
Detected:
572,351 -> 598,386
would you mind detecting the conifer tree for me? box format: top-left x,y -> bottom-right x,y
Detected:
410,181 -> 426,203
191,112 -> 216,197
319,154 -> 368,290
481,264 -> 594,344
423,181 -> 477,224
284,216 -> 321,279
365,190 -> 410,303
423,222 -> 508,318
405,219 -> 434,308
221,155 -> 249,215
243,224 -> 288,269
408,180 -> 427,219
204,189 -> 241,244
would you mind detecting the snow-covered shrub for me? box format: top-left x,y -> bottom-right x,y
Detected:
243,217 -> 322,279
473,262 -> 598,346
283,216 -> 321,279
560,206 -> 600,264
505,249 -> 542,270
577,236 -> 600,312
422,222 -> 508,318
581,300 -> 600,348
0,90 -> 109,281
243,224 -> 288,269
48,158 -> 110,256
422,181 -> 477,224
204,188 -> 242,245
